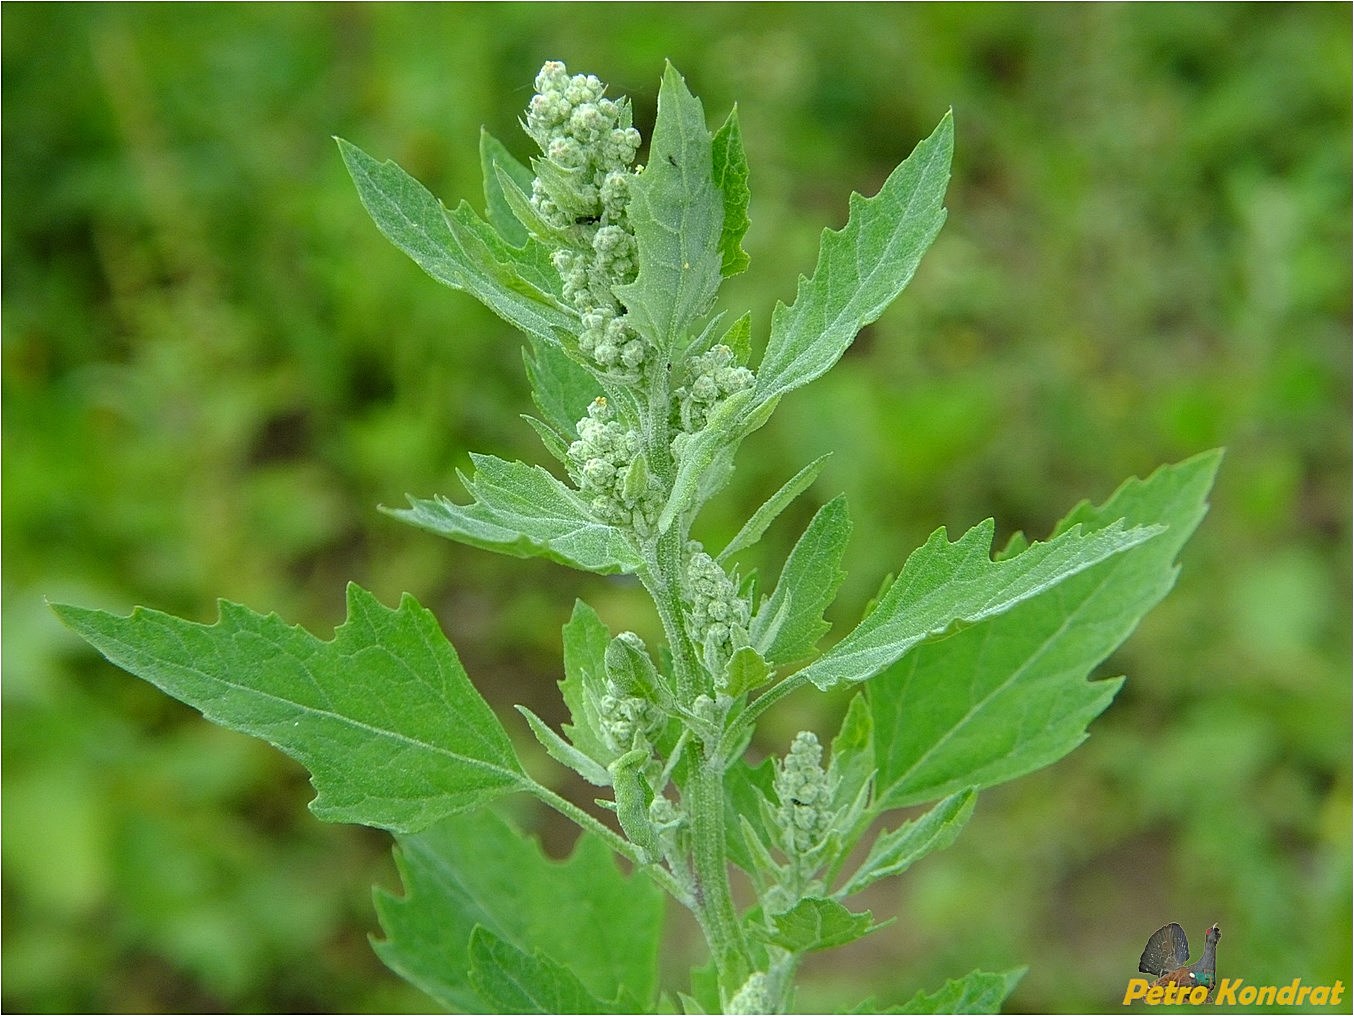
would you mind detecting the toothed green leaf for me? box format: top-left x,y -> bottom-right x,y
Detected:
374,809 -> 662,1012
754,112 -> 952,410
712,106 -> 751,276
52,585 -> 527,834
763,897 -> 878,953
338,137 -> 573,349
386,454 -> 643,575
886,968 -> 1026,1014
615,63 -> 724,355
797,515 -> 1163,692
868,452 -> 1221,809
752,495 -> 851,665
840,789 -> 976,896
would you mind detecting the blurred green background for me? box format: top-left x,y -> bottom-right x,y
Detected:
4,4 -> 1349,1013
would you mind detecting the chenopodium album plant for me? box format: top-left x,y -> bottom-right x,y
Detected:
55,62 -> 1220,1014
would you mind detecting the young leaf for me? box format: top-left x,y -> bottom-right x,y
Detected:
658,388 -> 756,534
480,128 -> 534,246
724,645 -> 771,698
752,495 -> 851,664
795,515 -> 1162,692
684,963 -> 724,1016
522,339 -> 605,439
520,414 -> 571,464
722,310 -> 753,365
888,968 -> 1026,1015
605,631 -> 663,698
828,691 -> 875,816
469,926 -> 619,1015
723,757 -> 777,876
764,897 -> 878,952
614,63 -> 723,354
868,451 -> 1222,810
386,454 -> 644,575
373,808 -> 663,1012
718,453 -> 832,562
516,704 -> 612,786
558,600 -> 616,766
51,584 -> 527,834
712,106 -> 751,277
838,789 -> 976,896
337,138 -> 574,351
754,112 -> 953,411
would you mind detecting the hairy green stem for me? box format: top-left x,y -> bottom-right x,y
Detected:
643,532 -> 702,702
720,670 -> 804,758
690,747 -> 750,990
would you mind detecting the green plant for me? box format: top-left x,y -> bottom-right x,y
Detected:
53,61 -> 1219,1014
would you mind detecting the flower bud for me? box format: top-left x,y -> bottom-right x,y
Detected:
522,62 -> 646,373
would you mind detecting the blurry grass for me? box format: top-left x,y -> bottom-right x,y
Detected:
3,4 -> 1349,1013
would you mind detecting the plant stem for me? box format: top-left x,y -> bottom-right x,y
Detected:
719,670 -> 806,758
644,530 -> 702,702
764,948 -> 803,1014
633,358 -> 755,995
689,745 -> 750,991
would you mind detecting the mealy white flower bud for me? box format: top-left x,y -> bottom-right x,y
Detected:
620,340 -> 646,370
727,972 -> 772,1015
684,549 -> 751,682
677,344 -> 757,432
523,62 -> 648,374
774,731 -> 834,857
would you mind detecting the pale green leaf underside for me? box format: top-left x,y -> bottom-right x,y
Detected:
869,451 -> 1222,810
888,968 -> 1027,1014
615,63 -> 723,354
754,111 -> 953,411
337,137 -> 574,349
840,789 -> 975,896
798,515 -> 1162,691
718,453 -> 832,563
51,584 -> 526,834
385,454 -> 642,575
373,809 -> 663,1013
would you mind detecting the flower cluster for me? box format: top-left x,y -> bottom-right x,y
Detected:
676,344 -> 755,432
525,61 -> 646,373
773,731 -> 833,857
684,547 -> 751,679
596,684 -> 663,755
567,397 -> 660,532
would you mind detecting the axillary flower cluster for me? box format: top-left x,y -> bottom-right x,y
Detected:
520,60 -> 822,923
528,63 -> 754,543
525,59 -> 755,668
524,61 -> 644,374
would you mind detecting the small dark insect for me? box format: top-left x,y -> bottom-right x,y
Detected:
574,214 -> 601,226
666,154 -> 678,167
1139,922 -> 1221,997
